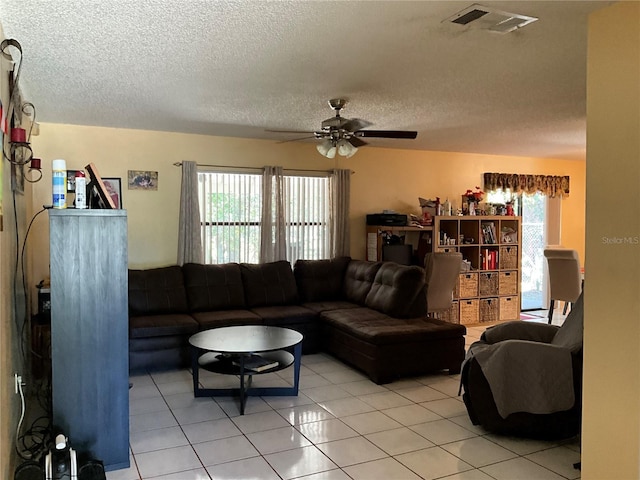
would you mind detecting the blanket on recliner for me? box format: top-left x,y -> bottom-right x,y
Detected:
465,339 -> 574,419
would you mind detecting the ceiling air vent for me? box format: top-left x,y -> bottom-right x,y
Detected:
445,4 -> 538,33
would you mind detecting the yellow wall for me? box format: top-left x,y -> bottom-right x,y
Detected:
0,25 -> 31,477
29,123 -> 585,282
583,2 -> 640,479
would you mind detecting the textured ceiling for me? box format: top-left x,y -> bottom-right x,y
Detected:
0,1 -> 611,160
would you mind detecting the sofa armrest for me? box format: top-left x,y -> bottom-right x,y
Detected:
481,322 -> 559,344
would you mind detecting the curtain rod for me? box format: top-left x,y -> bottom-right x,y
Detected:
173,162 -> 353,174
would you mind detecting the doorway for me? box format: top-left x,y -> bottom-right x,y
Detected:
487,190 -> 559,311
520,193 -> 546,310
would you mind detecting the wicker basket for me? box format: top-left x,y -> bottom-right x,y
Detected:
479,297 -> 499,323
479,272 -> 499,296
499,271 -> 518,295
499,246 -> 518,270
458,272 -> 478,298
460,299 -> 479,325
436,247 -> 457,253
439,300 -> 459,324
499,296 -> 519,320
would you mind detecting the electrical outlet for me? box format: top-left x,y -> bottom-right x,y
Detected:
14,373 -> 22,394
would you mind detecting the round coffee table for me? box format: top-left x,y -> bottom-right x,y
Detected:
189,325 -> 303,414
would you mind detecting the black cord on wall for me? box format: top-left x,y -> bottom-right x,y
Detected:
11,192 -> 51,460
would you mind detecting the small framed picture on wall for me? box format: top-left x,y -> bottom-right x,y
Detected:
127,170 -> 158,190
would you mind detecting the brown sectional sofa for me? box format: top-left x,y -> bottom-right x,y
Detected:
128,257 -> 466,384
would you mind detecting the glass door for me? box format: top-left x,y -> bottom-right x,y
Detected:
520,192 -> 547,310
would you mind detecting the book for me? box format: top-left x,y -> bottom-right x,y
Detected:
232,354 -> 279,372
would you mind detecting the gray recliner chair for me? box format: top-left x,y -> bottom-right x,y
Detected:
460,292 -> 584,439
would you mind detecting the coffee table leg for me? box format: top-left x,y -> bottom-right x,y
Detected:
292,343 -> 302,395
239,366 -> 255,415
191,347 -> 201,397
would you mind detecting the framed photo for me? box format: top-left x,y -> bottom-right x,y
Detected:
85,163 -> 116,209
102,178 -> 123,209
128,170 -> 158,190
67,170 -> 82,192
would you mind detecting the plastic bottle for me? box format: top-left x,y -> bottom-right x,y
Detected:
74,171 -> 87,209
443,198 -> 451,216
52,159 -> 67,209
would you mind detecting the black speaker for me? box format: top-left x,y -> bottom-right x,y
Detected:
14,461 -> 43,480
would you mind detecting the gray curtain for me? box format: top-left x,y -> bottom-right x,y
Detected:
259,166 -> 287,263
177,160 -> 203,265
330,169 -> 351,257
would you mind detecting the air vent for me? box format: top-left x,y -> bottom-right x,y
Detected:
451,9 -> 489,26
445,4 -> 538,33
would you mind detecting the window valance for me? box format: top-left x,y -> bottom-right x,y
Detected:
483,172 -> 570,198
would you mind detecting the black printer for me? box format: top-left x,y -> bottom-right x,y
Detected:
366,213 -> 407,226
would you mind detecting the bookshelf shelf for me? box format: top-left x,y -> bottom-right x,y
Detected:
433,216 -> 522,325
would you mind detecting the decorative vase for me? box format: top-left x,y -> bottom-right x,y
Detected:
468,201 -> 476,215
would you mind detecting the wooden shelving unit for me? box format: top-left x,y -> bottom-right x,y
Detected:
433,216 -> 522,325
49,209 -> 130,471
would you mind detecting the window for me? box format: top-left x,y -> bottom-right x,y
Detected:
199,172 -> 262,264
198,171 -> 330,264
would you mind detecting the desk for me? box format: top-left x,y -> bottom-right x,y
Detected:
366,225 -> 433,265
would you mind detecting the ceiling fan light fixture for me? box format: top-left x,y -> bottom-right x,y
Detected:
316,139 -> 333,157
294,99 -> 416,158
337,139 -> 358,158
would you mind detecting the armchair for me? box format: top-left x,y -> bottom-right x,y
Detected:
460,293 -> 583,439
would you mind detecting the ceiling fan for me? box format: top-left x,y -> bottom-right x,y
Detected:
266,98 -> 418,158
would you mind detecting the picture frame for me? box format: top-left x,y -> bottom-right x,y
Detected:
102,177 -> 123,209
127,170 -> 158,190
85,163 -> 116,209
67,170 -> 82,192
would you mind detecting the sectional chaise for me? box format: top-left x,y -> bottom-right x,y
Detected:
128,257 -> 466,384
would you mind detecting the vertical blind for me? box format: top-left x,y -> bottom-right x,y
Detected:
198,171 -> 330,264
199,172 -> 262,264
284,175 -> 329,263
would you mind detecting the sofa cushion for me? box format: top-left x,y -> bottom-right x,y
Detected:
182,263 -> 246,312
321,307 -> 465,346
249,305 -> 317,326
302,301 -> 360,313
128,266 -> 189,316
294,257 -> 351,302
365,263 -> 427,318
240,261 -> 298,307
343,260 -> 383,305
129,313 -> 199,339
191,309 -> 262,330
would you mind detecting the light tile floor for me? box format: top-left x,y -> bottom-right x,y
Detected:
109,313 -> 580,480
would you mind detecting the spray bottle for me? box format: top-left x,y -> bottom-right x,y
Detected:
52,159 -> 67,209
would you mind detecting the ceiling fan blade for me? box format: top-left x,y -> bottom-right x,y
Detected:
342,118 -> 373,132
354,130 -> 418,139
348,137 -> 368,148
265,129 -> 316,134
275,136 -> 318,144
